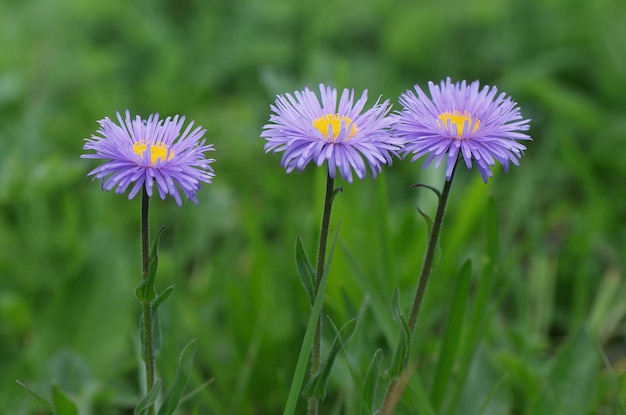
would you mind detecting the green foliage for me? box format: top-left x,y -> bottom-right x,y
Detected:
135,379 -> 161,415
16,381 -> 78,415
388,289 -> 412,379
158,339 -> 197,415
431,260 -> 471,412
2,0 -> 626,413
303,318 -> 358,401
362,348 -> 383,414
295,236 -> 316,305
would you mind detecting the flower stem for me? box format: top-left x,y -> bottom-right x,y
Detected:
308,173 -> 337,415
141,188 -> 156,415
380,160 -> 458,415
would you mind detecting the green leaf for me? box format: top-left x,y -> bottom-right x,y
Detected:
157,339 -> 197,415
135,255 -> 158,303
543,329 -> 600,415
445,198 -> 499,415
135,226 -> 168,303
330,186 -> 344,202
303,318 -> 358,400
410,183 -> 442,200
295,237 -> 316,305
363,349 -> 383,413
135,379 -> 161,415
388,289 -> 411,378
52,384 -> 78,415
15,380 -> 53,413
153,285 -> 175,313
282,222 -> 341,415
150,226 -> 168,261
431,259 -> 472,412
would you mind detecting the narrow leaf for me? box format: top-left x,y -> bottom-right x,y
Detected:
363,349 -> 383,413
431,259 -> 472,412
52,384 -> 78,415
135,255 -> 158,303
282,222 -> 341,415
135,379 -> 161,415
150,226 -> 168,261
323,218 -> 341,276
303,318 -> 358,400
410,183 -> 442,200
136,226 -> 168,302
157,339 -> 197,415
417,206 -> 434,235
295,236 -> 316,304
330,186 -> 344,202
15,380 -> 53,413
446,198 -> 499,415
153,285 -> 175,313
388,289 -> 411,378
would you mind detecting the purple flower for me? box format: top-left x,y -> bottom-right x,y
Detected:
396,77 -> 531,182
261,84 -> 403,183
82,111 -> 215,206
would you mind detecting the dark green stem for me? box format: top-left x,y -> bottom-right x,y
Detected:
380,160 -> 458,415
141,188 -> 155,415
308,173 -> 337,415
407,162 -> 457,331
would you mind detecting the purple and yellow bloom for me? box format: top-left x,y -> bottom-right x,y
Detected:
396,77 -> 531,182
261,84 -> 403,183
82,110 -> 215,206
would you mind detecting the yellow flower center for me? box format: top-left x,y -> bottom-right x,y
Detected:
133,141 -> 174,165
312,114 -> 358,142
437,111 -> 480,139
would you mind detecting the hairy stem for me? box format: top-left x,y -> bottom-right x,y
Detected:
308,173 -> 337,415
141,188 -> 155,415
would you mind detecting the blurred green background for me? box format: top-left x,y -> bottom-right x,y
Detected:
1,0 -> 625,413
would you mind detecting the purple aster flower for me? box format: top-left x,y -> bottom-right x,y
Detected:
261,84 -> 403,183
82,110 -> 215,206
396,77 -> 531,182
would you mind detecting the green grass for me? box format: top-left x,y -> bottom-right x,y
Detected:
1,0 -> 625,413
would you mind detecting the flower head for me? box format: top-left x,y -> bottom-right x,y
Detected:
261,84 -> 403,183
396,77 -> 531,182
82,110 -> 215,206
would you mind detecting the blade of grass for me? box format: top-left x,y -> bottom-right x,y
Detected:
431,259 -> 472,412
283,222 -> 341,415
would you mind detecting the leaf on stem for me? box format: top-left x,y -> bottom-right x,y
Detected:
388,289 -> 411,378
157,339 -> 197,415
363,348 -> 383,413
410,183 -> 442,200
330,186 -> 344,202
282,222 -> 341,415
153,285 -> 176,313
303,318 -> 358,400
295,236 -> 316,305
135,226 -> 168,303
15,380 -> 53,413
135,379 -> 162,415
52,384 -> 78,415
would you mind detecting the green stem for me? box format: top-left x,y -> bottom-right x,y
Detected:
308,173 -> 337,415
380,160 -> 458,415
141,188 -> 155,415
407,163 -> 457,332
